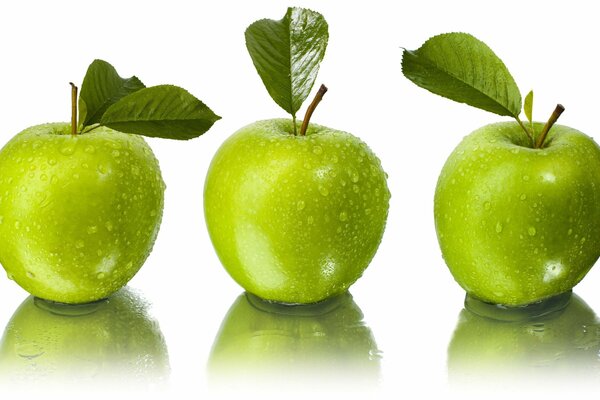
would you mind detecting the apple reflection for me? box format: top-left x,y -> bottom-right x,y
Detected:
208,291 -> 381,389
0,287 -> 169,388
448,293 -> 600,384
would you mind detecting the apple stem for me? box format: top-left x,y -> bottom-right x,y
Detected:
300,84 -> 328,136
535,104 -> 565,148
69,82 -> 78,135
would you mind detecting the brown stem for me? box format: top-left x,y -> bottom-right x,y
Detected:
300,84 -> 328,136
535,104 -> 565,148
70,82 -> 78,135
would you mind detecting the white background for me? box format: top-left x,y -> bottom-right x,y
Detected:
1,0 -> 600,398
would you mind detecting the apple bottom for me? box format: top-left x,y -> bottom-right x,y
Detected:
448,293 -> 600,384
0,287 -> 170,386
464,290 -> 572,322
208,291 -> 381,388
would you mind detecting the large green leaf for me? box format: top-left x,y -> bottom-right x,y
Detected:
402,33 -> 522,118
245,7 -> 328,117
100,85 -> 221,140
79,59 -> 145,127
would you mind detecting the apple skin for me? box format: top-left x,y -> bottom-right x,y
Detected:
0,123 -> 165,303
204,119 -> 390,304
435,121 -> 600,306
448,294 -> 600,380
208,291 -> 380,381
0,287 -> 169,385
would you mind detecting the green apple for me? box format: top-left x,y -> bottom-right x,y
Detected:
0,123 -> 164,304
0,59 -> 219,304
213,8 -> 389,303
402,33 -> 600,307
435,121 -> 600,306
204,119 -> 390,304
208,291 -> 380,381
448,294 -> 600,380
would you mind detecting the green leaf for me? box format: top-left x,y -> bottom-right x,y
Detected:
524,90 -> 534,123
402,33 -> 522,118
79,59 -> 145,128
245,7 -> 329,117
100,85 -> 220,140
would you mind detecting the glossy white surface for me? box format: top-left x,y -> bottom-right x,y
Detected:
1,1 -> 600,398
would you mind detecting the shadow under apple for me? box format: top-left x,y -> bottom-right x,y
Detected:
448,293 -> 600,386
0,287 -> 170,391
208,291 -> 381,391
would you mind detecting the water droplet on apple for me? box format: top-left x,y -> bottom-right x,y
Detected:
495,222 -> 503,233
522,175 -> 530,181
528,226 -> 537,236
353,185 -> 360,193
125,261 -> 133,270
351,172 -> 360,183
312,146 -> 323,155
520,194 -> 527,200
581,237 -> 587,244
16,342 -> 44,360
339,212 -> 348,221
86,226 -> 98,234
319,186 -> 329,196
40,174 -> 48,181
14,221 -> 21,229
105,221 -> 114,231
50,176 -> 58,185
26,271 -> 35,279
96,272 -> 106,279
307,216 -> 314,224
568,228 -> 573,235
484,202 -> 491,210
60,146 -> 75,156
48,158 -> 57,166
296,200 -> 305,211
112,150 -> 120,157
84,145 -> 96,154
75,240 -> 85,249
331,155 -> 339,163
